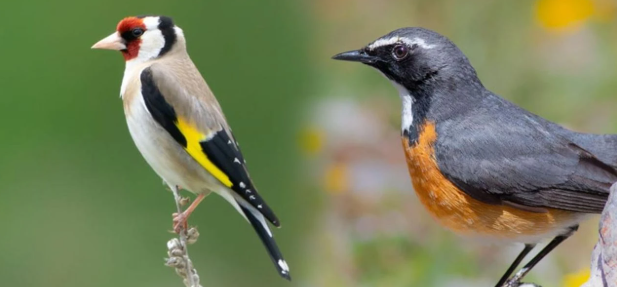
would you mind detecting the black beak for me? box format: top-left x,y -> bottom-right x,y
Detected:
332,49 -> 378,64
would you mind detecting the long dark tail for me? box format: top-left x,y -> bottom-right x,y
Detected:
238,202 -> 291,280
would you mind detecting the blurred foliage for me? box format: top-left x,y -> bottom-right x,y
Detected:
302,0 -> 617,287
0,1 -> 310,286
535,0 -> 595,30
563,268 -> 591,287
0,0 -> 615,286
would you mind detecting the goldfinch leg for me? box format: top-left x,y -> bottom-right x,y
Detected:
172,193 -> 206,233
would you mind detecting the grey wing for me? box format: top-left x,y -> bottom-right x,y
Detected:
434,109 -> 616,213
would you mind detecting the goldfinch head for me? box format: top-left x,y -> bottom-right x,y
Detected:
92,15 -> 183,62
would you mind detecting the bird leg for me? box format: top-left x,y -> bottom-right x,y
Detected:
495,244 -> 536,287
172,193 -> 206,234
501,225 -> 578,287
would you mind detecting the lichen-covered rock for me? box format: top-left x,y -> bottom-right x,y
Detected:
582,183 -> 617,287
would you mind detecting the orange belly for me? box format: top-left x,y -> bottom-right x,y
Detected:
403,122 -> 576,240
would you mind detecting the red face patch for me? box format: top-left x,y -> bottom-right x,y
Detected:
116,17 -> 146,61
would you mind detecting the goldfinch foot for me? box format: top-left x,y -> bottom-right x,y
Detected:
172,212 -> 189,234
172,193 -> 207,233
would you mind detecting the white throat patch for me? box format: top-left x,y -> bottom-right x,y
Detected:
379,80 -> 414,134
376,72 -> 415,133
120,60 -> 140,97
368,36 -> 436,51
394,82 -> 414,134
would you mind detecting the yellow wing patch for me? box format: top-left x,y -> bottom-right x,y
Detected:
175,118 -> 233,187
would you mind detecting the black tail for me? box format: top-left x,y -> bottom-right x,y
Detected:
238,203 -> 291,281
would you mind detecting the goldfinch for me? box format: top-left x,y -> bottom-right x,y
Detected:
91,15 -> 290,280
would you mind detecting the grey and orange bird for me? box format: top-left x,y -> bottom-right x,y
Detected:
91,15 -> 290,280
333,28 -> 617,286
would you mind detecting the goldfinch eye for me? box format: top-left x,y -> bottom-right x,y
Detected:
392,45 -> 408,60
132,28 -> 144,37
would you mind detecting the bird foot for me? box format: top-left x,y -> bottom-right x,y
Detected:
500,266 -> 543,287
502,280 -> 541,287
172,212 -> 189,234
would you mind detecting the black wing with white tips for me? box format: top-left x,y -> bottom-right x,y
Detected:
200,130 -> 281,227
140,67 -> 281,227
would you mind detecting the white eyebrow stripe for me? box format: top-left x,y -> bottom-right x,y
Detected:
368,36 -> 436,50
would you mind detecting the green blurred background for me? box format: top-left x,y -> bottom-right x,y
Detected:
0,0 -> 615,286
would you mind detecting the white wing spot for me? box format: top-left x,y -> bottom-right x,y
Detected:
246,189 -> 252,194
278,260 -> 290,273
234,158 -> 241,164
227,140 -> 232,144
257,204 -> 263,209
239,182 -> 246,189
249,195 -> 256,200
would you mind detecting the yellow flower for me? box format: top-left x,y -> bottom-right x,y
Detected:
299,126 -> 325,156
562,268 -> 590,287
324,163 -> 348,194
535,0 -> 594,31
592,0 -> 617,22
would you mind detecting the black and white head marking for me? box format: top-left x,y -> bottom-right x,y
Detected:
367,36 -> 438,135
130,16 -> 181,63
367,36 -> 437,51
333,27 -> 481,142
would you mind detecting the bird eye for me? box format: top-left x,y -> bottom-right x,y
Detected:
131,28 -> 144,37
392,45 -> 408,60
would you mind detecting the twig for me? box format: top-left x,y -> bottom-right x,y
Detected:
165,186 -> 202,287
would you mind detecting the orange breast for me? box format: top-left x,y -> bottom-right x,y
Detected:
403,121 -> 576,239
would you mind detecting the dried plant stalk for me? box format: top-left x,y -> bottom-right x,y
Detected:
165,186 -> 202,287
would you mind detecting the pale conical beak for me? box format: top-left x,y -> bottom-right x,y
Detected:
91,32 -> 126,50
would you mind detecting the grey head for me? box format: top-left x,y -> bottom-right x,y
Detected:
332,27 -> 482,94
